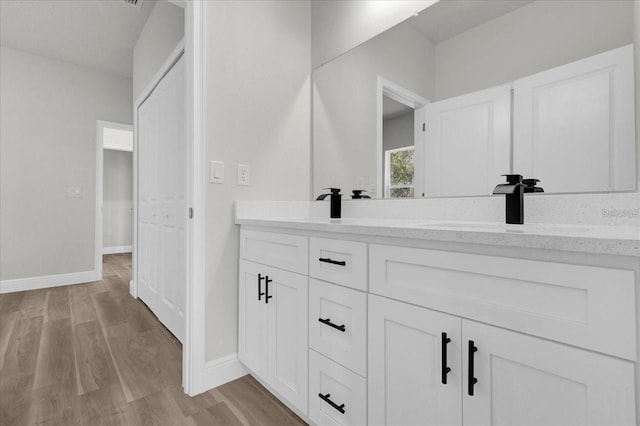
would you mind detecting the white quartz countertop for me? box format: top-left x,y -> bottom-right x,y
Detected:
235,216 -> 640,256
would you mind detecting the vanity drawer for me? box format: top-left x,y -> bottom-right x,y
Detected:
309,350 -> 367,426
240,229 -> 308,275
309,279 -> 367,376
309,237 -> 367,291
369,244 -> 637,360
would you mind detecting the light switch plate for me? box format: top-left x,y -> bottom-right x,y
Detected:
237,164 -> 250,186
210,161 -> 224,184
68,186 -> 82,198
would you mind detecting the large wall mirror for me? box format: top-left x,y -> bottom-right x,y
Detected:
312,0 -> 637,199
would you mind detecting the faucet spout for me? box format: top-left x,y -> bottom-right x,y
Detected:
493,174 -> 524,224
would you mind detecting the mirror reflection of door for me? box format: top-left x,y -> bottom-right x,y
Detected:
383,96 -> 415,198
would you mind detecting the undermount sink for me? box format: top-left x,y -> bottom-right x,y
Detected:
421,222 -> 592,234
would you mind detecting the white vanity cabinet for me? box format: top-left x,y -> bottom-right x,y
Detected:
238,230 -> 309,415
368,243 -> 637,426
237,224 -> 638,425
308,237 -> 369,426
369,295 -> 635,426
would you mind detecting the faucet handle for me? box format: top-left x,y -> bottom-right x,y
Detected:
322,188 -> 341,194
351,189 -> 371,199
501,174 -> 523,184
523,178 -> 544,193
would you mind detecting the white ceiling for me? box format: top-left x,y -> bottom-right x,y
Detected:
409,0 -> 533,44
0,0 -> 156,78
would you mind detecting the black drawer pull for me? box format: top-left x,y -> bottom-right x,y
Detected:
265,277 -> 273,304
257,274 -> 265,301
318,318 -> 346,332
468,340 -> 478,396
441,332 -> 451,384
318,393 -> 345,414
319,257 -> 346,266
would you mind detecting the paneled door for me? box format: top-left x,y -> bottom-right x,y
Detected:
266,265 -> 309,415
423,85 -> 511,197
137,55 -> 186,343
462,320 -> 635,426
368,295 -> 462,426
513,45 -> 635,193
238,260 -> 269,378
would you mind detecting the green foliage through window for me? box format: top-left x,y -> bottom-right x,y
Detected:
386,147 -> 414,198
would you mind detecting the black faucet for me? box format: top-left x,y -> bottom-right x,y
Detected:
493,174 -> 525,224
316,188 -> 342,218
351,189 -> 371,199
493,175 -> 543,224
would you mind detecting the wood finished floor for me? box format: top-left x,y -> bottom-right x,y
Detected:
0,254 -> 307,426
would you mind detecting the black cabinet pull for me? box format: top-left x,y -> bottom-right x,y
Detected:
468,340 -> 478,396
319,257 -> 346,266
318,393 -> 345,414
441,332 -> 451,384
265,277 -> 273,304
318,318 -> 346,332
257,273 -> 265,301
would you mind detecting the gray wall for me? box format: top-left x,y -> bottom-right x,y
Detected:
103,149 -> 133,250
133,0 -> 184,101
383,112 -> 414,152
636,0 -> 640,190
311,0 -> 435,68
203,0 -> 311,361
433,0 -> 634,101
0,46 -> 132,280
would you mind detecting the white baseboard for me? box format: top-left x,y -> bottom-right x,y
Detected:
0,270 -> 99,294
103,245 -> 132,255
189,354 -> 248,396
129,280 -> 138,298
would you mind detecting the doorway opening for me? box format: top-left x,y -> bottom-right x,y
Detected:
377,78 -> 428,199
96,120 -> 134,280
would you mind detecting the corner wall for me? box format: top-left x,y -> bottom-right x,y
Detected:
311,0 -> 436,68
0,46 -> 132,282
202,0 -> 311,361
133,0 -> 184,101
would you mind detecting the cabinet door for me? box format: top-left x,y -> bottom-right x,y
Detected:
463,320 -> 636,426
368,295 -> 462,426
238,260 -> 268,379
267,266 -> 309,414
424,84 -> 511,197
513,45 -> 635,193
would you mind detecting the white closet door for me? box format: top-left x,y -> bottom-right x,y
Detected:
137,55 -> 186,343
513,45 -> 635,193
424,85 -> 511,197
137,91 -> 161,317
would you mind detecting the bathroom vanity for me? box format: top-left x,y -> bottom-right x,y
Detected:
236,201 -> 640,426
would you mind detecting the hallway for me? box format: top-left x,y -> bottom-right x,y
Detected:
0,254 -> 306,425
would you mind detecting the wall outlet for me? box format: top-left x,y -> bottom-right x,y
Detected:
237,164 -> 250,186
68,186 -> 82,198
210,161 -> 224,184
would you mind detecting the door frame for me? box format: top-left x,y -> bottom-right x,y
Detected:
131,0 -> 205,397
95,120 -> 134,281
376,77 -> 429,198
